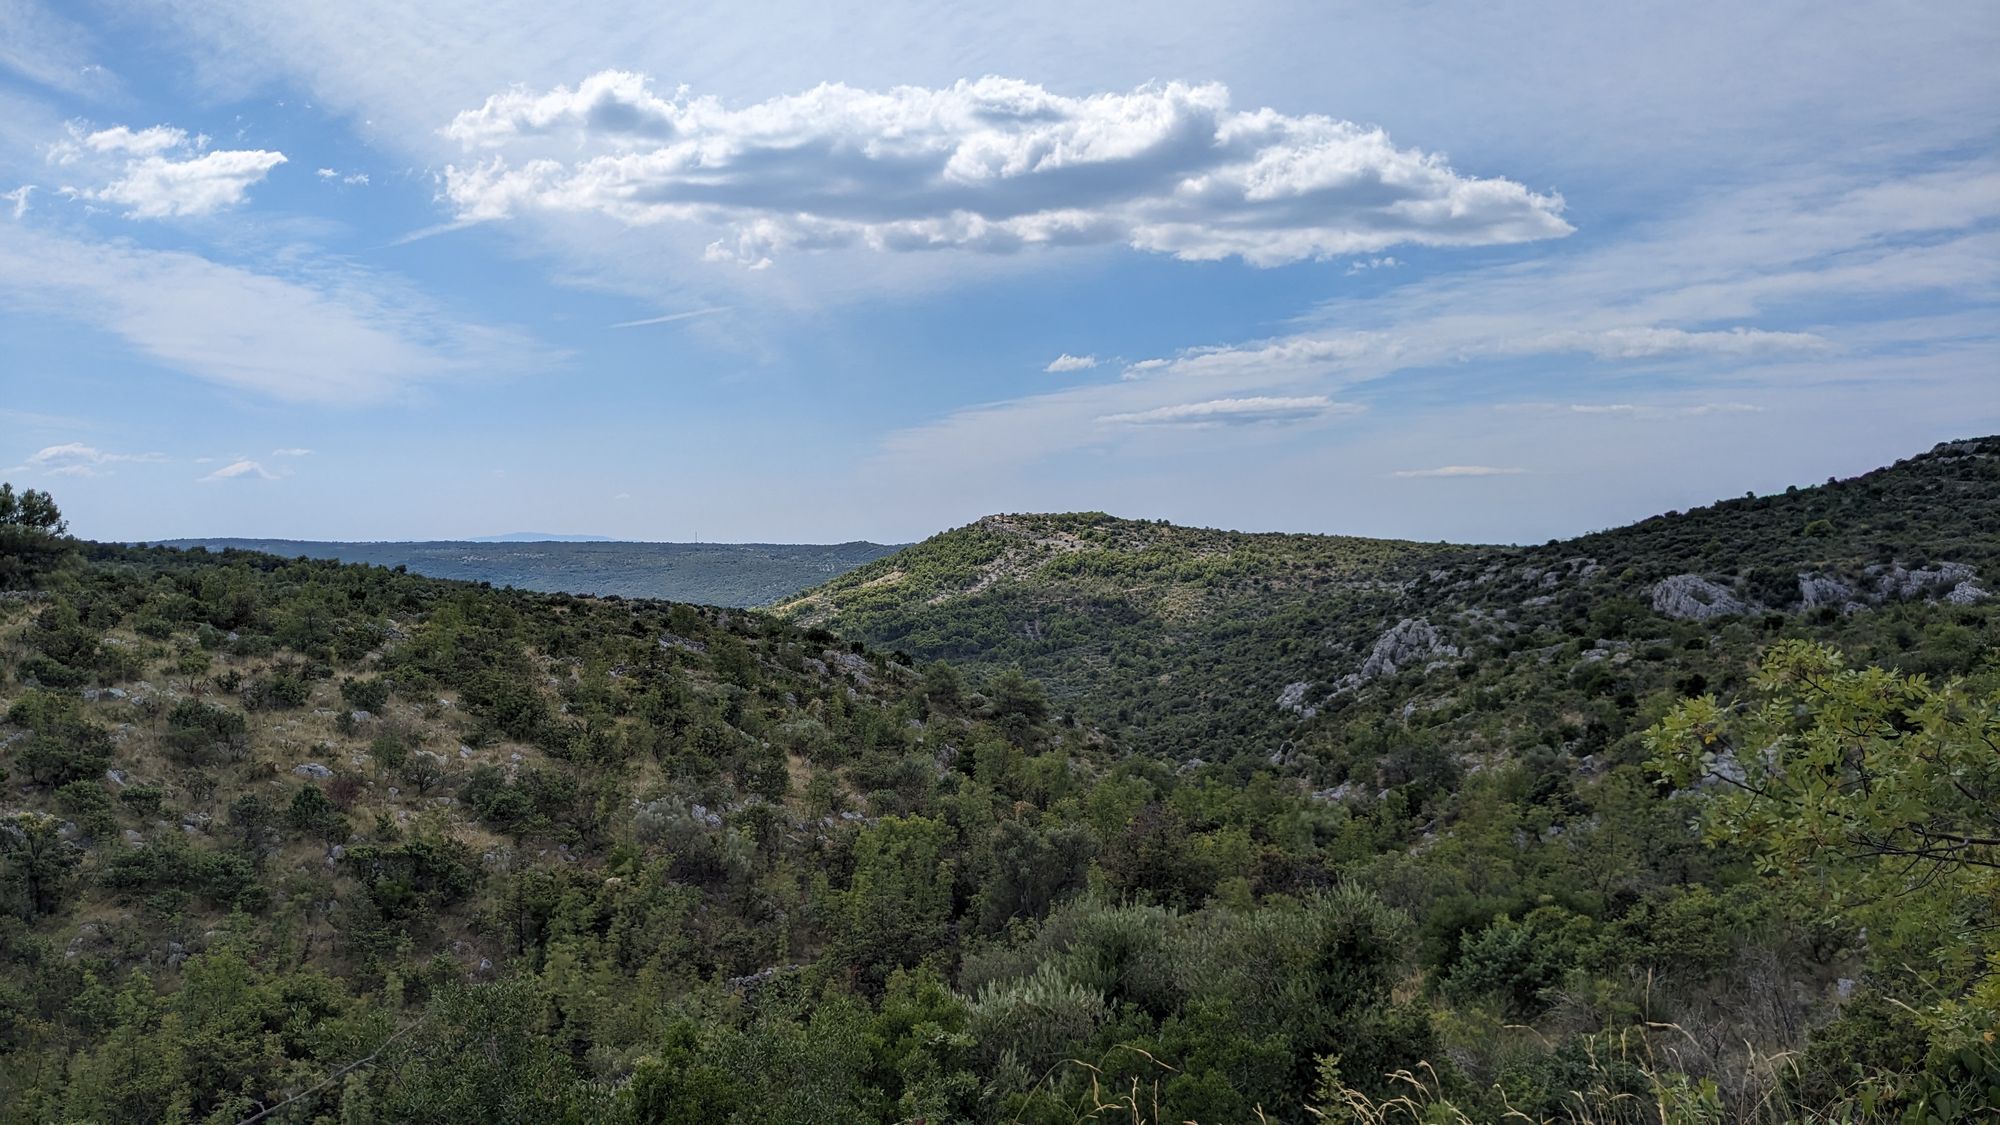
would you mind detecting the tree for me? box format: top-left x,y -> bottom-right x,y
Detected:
1,812 -> 83,917
0,482 -> 72,589
0,482 -> 66,534
400,751 -> 449,797
841,815 -> 954,988
1648,639 -> 2000,1040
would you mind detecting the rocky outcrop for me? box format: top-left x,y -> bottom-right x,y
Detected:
1327,618 -> 1458,696
1650,575 -> 1752,621
1797,572 -> 1859,612
1360,618 -> 1457,680
1868,562 -> 1985,604
1276,681 -> 1316,718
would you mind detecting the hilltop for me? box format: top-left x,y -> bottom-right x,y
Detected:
781,438 -> 2000,762
155,537 -> 905,607
777,513 -> 1471,747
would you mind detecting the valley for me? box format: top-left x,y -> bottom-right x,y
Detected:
0,439 -> 1995,1121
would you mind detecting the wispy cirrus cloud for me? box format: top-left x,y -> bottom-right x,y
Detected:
1508,402 -> 1766,420
50,122 -> 285,219
1391,464 -> 1525,478
1100,395 -> 1355,427
9,442 -> 167,478
441,72 -> 1571,267
1044,353 -> 1099,373
610,305 -> 729,328
199,458 -> 277,482
0,223 -> 549,404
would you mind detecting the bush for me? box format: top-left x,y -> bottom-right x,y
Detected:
165,700 -> 249,764
340,676 -> 391,713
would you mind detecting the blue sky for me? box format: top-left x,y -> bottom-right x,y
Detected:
1,1 -> 1995,544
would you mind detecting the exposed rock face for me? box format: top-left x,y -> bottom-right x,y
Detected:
1651,575 -> 1751,621
292,762 -> 333,779
1327,618 -> 1458,696
1359,618 -> 1458,680
1868,562 -> 1985,604
1797,572 -> 1857,612
1276,681 -> 1316,718
1944,580 -> 1989,604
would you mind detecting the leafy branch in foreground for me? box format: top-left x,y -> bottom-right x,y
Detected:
1648,639 -> 2000,1042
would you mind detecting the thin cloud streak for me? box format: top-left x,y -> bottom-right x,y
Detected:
610,306 -> 730,328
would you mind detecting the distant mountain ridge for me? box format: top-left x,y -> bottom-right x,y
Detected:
465,532 -> 617,543
153,537 -> 905,607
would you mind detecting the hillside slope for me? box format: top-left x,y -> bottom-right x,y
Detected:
780,438 -> 2000,763
2,453 -> 1996,1118
778,513 -> 1472,748
156,538 -> 905,607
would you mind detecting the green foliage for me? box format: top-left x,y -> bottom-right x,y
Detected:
164,699 -> 250,764
0,482 -> 71,589
1649,640 -> 2000,1038
340,674 -> 392,712
1,812 -> 83,917
0,448 -> 1994,1122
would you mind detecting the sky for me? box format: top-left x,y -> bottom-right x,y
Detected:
1,1 -> 1996,545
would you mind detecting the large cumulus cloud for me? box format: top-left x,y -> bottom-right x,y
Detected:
442,72 -> 1572,266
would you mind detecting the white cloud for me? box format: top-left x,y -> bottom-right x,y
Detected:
0,223 -> 548,404
50,122 -> 284,219
17,442 -> 167,478
441,72 -> 1571,267
1099,395 -> 1355,427
270,447 -> 313,456
1044,352 -> 1098,372
1545,402 -> 1764,419
69,124 -> 188,158
316,167 -> 336,178
0,2 -> 119,99
1118,325 -> 1830,385
610,305 -> 728,328
3,184 -> 29,218
1346,255 -> 1400,274
858,161 -> 2000,489
200,459 -> 277,482
344,171 -> 369,185
1391,465 -> 1525,478
1516,326 -> 1832,360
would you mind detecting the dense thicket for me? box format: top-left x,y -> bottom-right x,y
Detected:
1,441 -> 1996,1122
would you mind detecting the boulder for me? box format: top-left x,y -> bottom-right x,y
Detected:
1276,681 -> 1317,717
1650,575 -> 1751,621
1331,619 -> 1457,693
1797,572 -> 1858,612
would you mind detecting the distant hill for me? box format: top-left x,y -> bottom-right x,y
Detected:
465,532 -> 617,543
152,538 -> 905,607
780,438 -> 2000,759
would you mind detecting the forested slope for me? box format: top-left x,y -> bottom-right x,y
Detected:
0,442 -> 1995,1122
